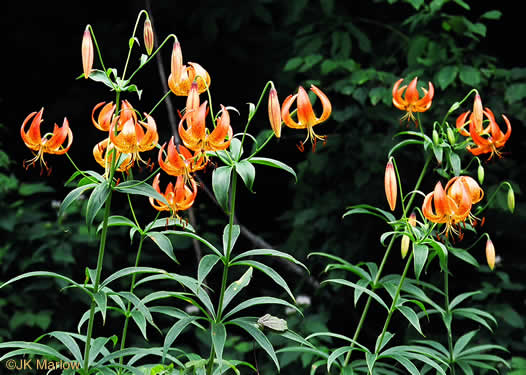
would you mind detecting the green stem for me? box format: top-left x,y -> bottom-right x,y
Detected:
341,155 -> 431,371
82,187 -> 113,375
375,251 -> 414,355
444,261 -> 456,375
122,10 -> 147,80
206,170 -> 239,375
118,234 -> 146,369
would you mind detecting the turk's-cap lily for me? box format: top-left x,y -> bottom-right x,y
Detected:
281,85 -> 332,152
268,86 -> 281,138
158,136 -> 206,179
167,41 -> 210,96
178,102 -> 233,155
21,108 -> 73,172
149,173 -> 198,216
82,26 -> 94,79
392,77 -> 434,125
384,158 -> 397,211
93,138 -> 133,173
109,112 -> 159,168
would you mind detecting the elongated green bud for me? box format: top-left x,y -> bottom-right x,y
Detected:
432,129 -> 439,145
447,127 -> 456,145
508,186 -> 515,214
477,164 -> 484,185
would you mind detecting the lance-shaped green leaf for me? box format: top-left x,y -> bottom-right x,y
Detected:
342,204 -> 396,223
211,322 -> 227,367
197,254 -> 221,289
235,159 -> 255,192
212,166 -> 233,213
0,341 -> 72,362
0,271 -> 91,297
413,244 -> 429,280
221,267 -> 253,314
100,267 -> 167,289
231,260 -> 295,302
115,180 -> 168,205
223,224 -> 240,256
322,279 -> 389,311
146,217 -> 195,233
47,331 -> 83,363
248,156 -> 297,182
93,289 -> 108,324
97,215 -> 139,234
86,181 -> 111,227
222,296 -> 301,321
228,317 -> 280,371
233,249 -> 308,272
229,138 -> 243,160
58,183 -> 98,219
88,335 -> 118,366
148,232 -> 178,263
397,305 -> 424,336
162,230 -> 223,258
163,316 -> 200,361
131,310 -> 148,340
118,292 -> 159,334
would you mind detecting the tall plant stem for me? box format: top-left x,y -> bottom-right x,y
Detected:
206,170 -> 239,375
341,155 -> 431,371
82,187 -> 113,375
118,234 -> 146,371
444,261 -> 456,375
375,251 -> 414,355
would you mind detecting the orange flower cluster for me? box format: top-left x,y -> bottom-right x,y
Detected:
422,176 -> 483,239
456,94 -> 511,160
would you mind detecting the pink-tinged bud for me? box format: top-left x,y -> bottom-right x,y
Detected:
82,26 -> 94,79
472,93 -> 483,132
408,212 -> 417,227
401,213 -> 416,259
268,87 -> 281,138
171,41 -> 183,84
384,158 -> 397,211
485,239 -> 495,270
143,18 -> 154,55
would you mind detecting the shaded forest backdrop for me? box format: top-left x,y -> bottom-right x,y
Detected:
2,0 -> 526,373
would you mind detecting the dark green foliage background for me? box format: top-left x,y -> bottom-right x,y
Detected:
2,0 -> 525,373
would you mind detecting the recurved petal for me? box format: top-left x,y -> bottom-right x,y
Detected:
110,119 -> 137,153
311,85 -> 332,124
45,118 -> 73,154
296,86 -> 317,128
404,77 -> 420,104
137,114 -> 159,151
455,111 -> 471,137
21,109 -> 44,150
281,94 -> 303,129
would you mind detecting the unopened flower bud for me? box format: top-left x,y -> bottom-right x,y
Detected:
432,129 -> 439,145
268,87 -> 281,138
507,186 -> 515,214
401,235 -> 410,259
143,18 -> 154,55
384,158 -> 397,211
477,164 -> 484,185
485,239 -> 495,271
170,40 -> 183,84
82,26 -> 94,79
447,127 -> 456,145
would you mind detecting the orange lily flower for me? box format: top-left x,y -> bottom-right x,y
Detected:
392,77 -> 434,125
109,112 -> 159,168
20,108 -> 73,172
455,93 -> 484,137
467,108 -> 511,160
167,41 -> 210,96
158,136 -> 206,180
422,180 -> 472,238
268,86 -> 281,138
178,102 -> 233,154
149,173 -> 198,216
445,175 -> 484,227
92,100 -> 137,132
281,85 -> 332,152
93,138 -> 133,173
143,18 -> 154,55
82,26 -> 94,79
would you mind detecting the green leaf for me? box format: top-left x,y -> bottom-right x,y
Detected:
449,152 -> 461,176
18,182 -> 55,196
413,244 -> 429,280
197,254 -> 221,288
89,69 -> 115,89
398,305 -> 424,336
131,309 -> 148,340
0,271 -> 91,297
449,291 -> 482,310
229,317 -> 280,371
97,215 -> 138,233
211,322 -> 227,366
115,180 -> 168,205
343,204 -> 396,223
212,166 -> 233,213
322,279 -> 389,311
223,224 -> 241,256
453,329 -> 478,358
233,249 -> 308,273
480,10 -> 502,20
505,83 -> 526,104
366,352 -> 377,374
231,260 -> 295,302
222,267 -> 253,313
100,266 -> 166,288
229,138 -> 243,160
375,331 -> 395,353
93,289 -> 108,324
147,232 -> 178,263
284,57 -> 303,72
222,296 -> 301,321
162,230 -> 223,258
449,247 -> 479,268
47,331 -> 83,363
0,341 -> 71,362
249,157 -> 297,182
236,160 -> 256,192
436,65 -> 458,90
58,183 -> 97,219
459,66 -> 481,87
86,182 -> 111,227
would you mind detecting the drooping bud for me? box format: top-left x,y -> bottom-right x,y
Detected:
472,93 -> 483,132
384,158 -> 397,211
447,127 -> 456,145
485,239 -> 495,271
170,40 -> 183,84
143,18 -> 154,55
507,185 -> 515,214
477,164 -> 484,185
268,86 -> 281,138
82,26 -> 94,79
432,129 -> 439,145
